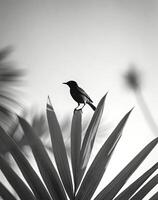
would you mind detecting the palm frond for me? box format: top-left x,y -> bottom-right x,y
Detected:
47,96 -> 73,199
78,94 -> 107,187
114,162 -> 158,200
130,174 -> 158,200
0,155 -> 36,200
0,95 -> 157,200
0,126 -> 52,200
71,110 -> 82,191
76,109 -> 132,200
19,116 -> 67,200
94,137 -> 158,200
0,182 -> 17,200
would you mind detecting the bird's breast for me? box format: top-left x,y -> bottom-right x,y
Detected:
70,89 -> 84,103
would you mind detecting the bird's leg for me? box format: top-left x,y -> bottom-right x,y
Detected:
80,103 -> 86,110
75,103 -> 80,111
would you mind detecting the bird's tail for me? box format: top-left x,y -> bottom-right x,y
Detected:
87,102 -> 96,111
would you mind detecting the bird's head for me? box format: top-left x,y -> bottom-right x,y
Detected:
63,80 -> 78,88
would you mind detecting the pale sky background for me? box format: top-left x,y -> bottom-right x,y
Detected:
0,0 -> 158,199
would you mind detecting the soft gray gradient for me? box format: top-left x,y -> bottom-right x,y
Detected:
0,1 -> 158,199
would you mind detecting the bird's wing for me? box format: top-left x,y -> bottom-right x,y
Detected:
78,87 -> 93,102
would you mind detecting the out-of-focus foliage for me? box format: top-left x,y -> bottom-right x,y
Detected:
124,64 -> 141,91
7,106 -> 109,159
0,95 -> 157,200
0,46 -> 25,155
124,64 -> 158,136
0,46 -> 24,110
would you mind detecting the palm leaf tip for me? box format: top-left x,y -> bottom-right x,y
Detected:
124,107 -> 133,121
46,98 -> 74,199
47,96 -> 54,111
19,116 -> 68,200
75,109 -> 132,200
92,92 -> 108,115
98,92 -> 108,108
75,94 -> 108,188
71,109 -> 82,190
81,92 -> 108,157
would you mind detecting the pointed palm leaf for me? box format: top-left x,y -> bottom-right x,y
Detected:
19,116 -> 68,200
78,94 -> 107,187
94,137 -> 158,200
0,126 -> 52,200
71,110 -> 82,191
149,191 -> 158,200
76,109 -> 132,200
0,182 -> 17,200
0,155 -> 36,200
0,46 -> 25,134
130,174 -> 158,200
114,162 -> 158,200
47,97 -> 73,199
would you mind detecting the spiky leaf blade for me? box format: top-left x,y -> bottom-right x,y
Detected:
94,137 -> 158,200
0,126 -> 51,200
19,116 -> 68,200
130,174 -> 158,200
149,192 -> 158,200
0,155 -> 36,200
76,109 -> 132,200
0,182 -> 16,200
78,94 -> 107,187
71,110 -> 82,191
47,97 -> 73,199
114,163 -> 158,200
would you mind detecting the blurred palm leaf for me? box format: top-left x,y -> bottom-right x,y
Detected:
19,116 -> 67,200
0,45 -> 24,126
0,95 -> 157,200
124,65 -> 141,91
0,126 -> 52,200
8,108 -> 73,158
0,155 -> 35,200
14,110 -> 48,150
0,46 -> 25,156
0,46 -> 24,109
0,182 -> 17,200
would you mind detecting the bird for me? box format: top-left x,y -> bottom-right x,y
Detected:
63,80 -> 96,111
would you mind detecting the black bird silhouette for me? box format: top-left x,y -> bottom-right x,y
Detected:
63,80 -> 96,111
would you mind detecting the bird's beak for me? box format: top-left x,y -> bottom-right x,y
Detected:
63,82 -> 67,85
